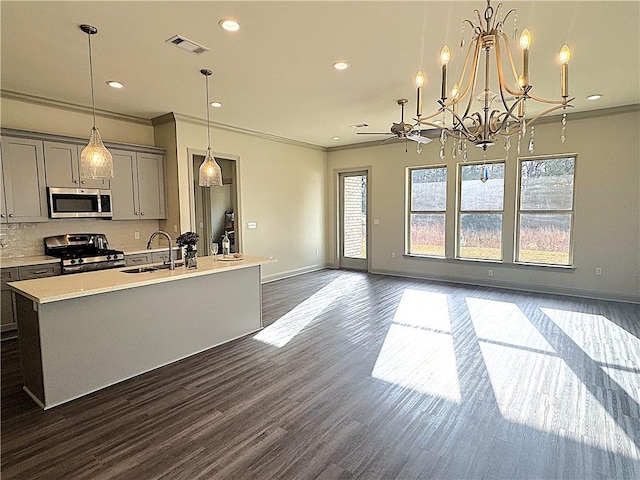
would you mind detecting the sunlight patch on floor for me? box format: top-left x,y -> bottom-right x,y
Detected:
254,274 -> 352,348
469,299 -> 634,452
541,307 -> 640,405
371,290 -> 461,401
466,297 -> 555,352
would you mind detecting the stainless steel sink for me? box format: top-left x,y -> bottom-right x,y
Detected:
121,262 -> 183,274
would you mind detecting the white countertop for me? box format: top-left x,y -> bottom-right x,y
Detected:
0,255 -> 60,268
9,255 -> 276,304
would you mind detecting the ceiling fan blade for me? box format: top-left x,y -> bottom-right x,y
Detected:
356,132 -> 394,135
406,132 -> 433,144
378,136 -> 398,145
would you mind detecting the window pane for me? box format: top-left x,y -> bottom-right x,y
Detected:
518,213 -> 572,265
411,167 -> 447,211
460,163 -> 505,211
410,214 -> 445,257
459,213 -> 502,260
520,158 -> 575,210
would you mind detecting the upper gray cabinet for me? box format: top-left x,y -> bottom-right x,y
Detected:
0,136 -> 48,223
111,150 -> 166,220
44,141 -> 109,189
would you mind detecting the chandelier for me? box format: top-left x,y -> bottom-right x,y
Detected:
414,0 -> 573,160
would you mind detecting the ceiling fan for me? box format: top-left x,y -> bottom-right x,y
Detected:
357,99 -> 436,145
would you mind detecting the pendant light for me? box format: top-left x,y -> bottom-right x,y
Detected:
198,69 -> 223,187
79,24 -> 113,179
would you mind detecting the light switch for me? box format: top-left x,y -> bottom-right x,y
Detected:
374,219 -> 380,225
247,222 -> 257,229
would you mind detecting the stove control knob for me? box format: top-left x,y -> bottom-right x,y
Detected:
70,259 -> 76,264
78,258 -> 84,264
106,255 -> 111,260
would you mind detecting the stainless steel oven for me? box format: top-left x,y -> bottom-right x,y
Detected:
48,187 -> 112,219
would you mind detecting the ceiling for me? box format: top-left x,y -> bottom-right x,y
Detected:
2,1 -> 639,148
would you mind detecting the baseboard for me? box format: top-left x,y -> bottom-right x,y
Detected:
262,264 -> 326,283
371,267 -> 640,304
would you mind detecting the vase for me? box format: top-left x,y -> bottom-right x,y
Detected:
184,249 -> 198,269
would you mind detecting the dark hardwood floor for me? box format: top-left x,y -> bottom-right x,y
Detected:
2,269 -> 639,479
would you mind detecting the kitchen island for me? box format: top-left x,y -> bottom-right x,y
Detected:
9,255 -> 276,409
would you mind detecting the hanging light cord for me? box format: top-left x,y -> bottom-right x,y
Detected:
205,73 -> 211,151
87,31 -> 97,129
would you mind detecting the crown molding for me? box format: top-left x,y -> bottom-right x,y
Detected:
160,112 -> 327,153
327,104 -> 640,153
1,90 -> 152,126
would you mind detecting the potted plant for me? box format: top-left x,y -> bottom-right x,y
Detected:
176,231 -> 199,269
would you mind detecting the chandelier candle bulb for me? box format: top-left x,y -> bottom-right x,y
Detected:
520,29 -> 531,86
560,45 -> 570,97
440,45 -> 451,100
415,70 -> 425,117
451,83 -> 459,115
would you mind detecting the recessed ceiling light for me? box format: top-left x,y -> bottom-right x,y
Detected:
106,81 -> 124,89
587,94 -> 603,101
333,61 -> 350,71
219,19 -> 240,32
210,101 -> 223,108
332,136 -> 340,140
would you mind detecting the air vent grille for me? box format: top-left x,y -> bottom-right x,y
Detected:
350,123 -> 369,129
165,35 -> 210,55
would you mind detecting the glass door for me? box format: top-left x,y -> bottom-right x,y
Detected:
339,171 -> 368,271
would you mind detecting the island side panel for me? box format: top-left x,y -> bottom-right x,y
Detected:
36,265 -> 262,408
15,293 -> 45,404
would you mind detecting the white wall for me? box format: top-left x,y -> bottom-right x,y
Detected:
327,108 -> 640,302
172,117 -> 327,281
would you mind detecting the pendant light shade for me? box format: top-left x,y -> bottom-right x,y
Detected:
198,69 -> 223,187
81,126 -> 113,178
199,149 -> 223,187
79,24 -> 113,179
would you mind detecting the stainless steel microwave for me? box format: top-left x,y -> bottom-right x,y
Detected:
48,187 -> 113,219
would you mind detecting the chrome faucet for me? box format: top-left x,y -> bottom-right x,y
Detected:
146,231 -> 175,270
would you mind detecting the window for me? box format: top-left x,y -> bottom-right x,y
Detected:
517,156 -> 576,265
408,166 -> 447,257
457,162 -> 505,261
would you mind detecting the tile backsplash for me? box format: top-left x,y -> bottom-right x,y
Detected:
0,219 -> 166,258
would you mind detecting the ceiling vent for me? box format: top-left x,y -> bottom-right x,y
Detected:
350,123 -> 369,128
165,35 -> 210,55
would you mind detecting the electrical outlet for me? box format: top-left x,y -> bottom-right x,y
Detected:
391,252 -> 396,259
488,269 -> 494,277
316,248 -> 319,255
595,267 -> 603,276
134,231 -> 140,240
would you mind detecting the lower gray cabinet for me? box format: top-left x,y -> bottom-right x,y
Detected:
1,267 -> 19,332
125,253 -> 152,266
1,263 -> 60,333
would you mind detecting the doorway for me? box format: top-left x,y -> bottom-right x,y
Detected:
339,170 -> 369,271
191,154 -> 239,255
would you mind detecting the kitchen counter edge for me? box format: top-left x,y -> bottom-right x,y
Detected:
8,255 -> 277,304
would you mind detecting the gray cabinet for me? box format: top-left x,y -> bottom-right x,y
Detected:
0,137 -> 48,223
44,141 -> 109,189
111,150 -> 166,220
1,263 -> 60,333
125,253 -> 152,266
126,249 -> 180,266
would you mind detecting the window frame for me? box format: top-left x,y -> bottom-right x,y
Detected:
406,164 -> 448,258
515,154 -> 577,267
456,159 -> 506,262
